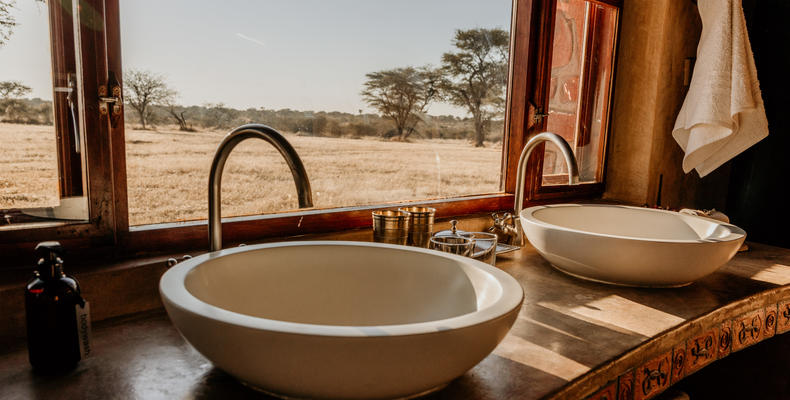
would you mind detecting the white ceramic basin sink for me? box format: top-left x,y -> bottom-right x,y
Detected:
160,241 -> 523,399
520,204 -> 746,287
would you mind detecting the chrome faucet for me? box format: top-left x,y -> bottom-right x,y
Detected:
208,124 -> 313,251
504,132 -> 580,247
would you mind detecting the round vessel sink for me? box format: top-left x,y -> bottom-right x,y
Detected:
160,241 -> 523,399
520,204 -> 746,287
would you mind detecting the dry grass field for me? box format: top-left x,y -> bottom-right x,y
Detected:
0,124 -> 60,210
1,123 -> 502,226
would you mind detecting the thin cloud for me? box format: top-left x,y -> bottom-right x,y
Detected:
235,33 -> 265,47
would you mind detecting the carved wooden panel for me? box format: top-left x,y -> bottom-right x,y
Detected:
618,369 -> 634,400
764,305 -> 777,339
685,327 -> 718,375
777,300 -> 790,334
582,296 -> 790,399
587,381 -> 616,400
733,309 -> 765,352
670,343 -> 686,384
633,351 -> 671,400
718,321 -> 732,358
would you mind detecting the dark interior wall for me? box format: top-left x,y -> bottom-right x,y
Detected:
726,0 -> 790,248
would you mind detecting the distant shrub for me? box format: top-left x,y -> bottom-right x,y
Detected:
0,99 -> 53,125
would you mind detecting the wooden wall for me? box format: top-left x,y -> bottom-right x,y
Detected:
603,0 -> 788,249
603,0 -> 730,209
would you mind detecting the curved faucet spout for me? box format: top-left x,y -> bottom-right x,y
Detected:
512,132 -> 579,246
208,124 -> 313,251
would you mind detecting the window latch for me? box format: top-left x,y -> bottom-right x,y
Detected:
98,73 -> 123,127
532,107 -> 549,124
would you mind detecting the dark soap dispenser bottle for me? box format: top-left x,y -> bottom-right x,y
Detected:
25,241 -> 88,374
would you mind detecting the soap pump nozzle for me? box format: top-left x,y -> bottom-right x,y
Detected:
35,241 -> 64,279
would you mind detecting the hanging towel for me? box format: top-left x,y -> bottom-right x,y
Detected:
672,0 -> 769,178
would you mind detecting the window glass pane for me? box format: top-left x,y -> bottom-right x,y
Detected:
120,0 -> 512,226
0,0 -> 86,226
543,0 -> 617,185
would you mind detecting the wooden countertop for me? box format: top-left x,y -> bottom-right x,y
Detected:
1,241 -> 789,400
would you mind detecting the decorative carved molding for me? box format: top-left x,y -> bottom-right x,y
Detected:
600,295 -> 790,400
617,370 -> 634,400
764,305 -> 777,339
686,328 -> 717,374
733,309 -> 765,351
634,352 -> 671,400
671,344 -> 686,384
777,300 -> 790,334
719,321 -> 732,358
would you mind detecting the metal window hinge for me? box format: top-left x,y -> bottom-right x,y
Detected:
98,73 -> 123,127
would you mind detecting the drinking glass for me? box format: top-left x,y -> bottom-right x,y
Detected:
465,232 -> 498,265
429,236 -> 474,257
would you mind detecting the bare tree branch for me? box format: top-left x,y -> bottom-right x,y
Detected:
123,69 -> 176,130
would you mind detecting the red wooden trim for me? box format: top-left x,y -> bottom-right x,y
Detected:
503,0 -> 536,194
103,0 -> 130,240
48,0 -> 83,197
73,0 -> 114,237
524,0 -> 557,204
596,7 -> 620,184
503,0 -> 556,212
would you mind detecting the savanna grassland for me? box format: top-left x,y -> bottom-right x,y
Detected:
1,123 -> 502,226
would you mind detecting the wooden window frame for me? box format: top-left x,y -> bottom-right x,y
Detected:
0,0 -> 621,265
529,0 -> 621,200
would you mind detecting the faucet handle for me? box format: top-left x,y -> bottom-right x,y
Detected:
490,212 -> 515,227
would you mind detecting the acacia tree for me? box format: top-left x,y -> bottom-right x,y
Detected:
0,80 -> 30,121
439,28 -> 509,147
0,0 -> 16,46
361,66 -> 439,141
124,69 -> 175,129
2,0 -> 44,46
0,80 -> 30,99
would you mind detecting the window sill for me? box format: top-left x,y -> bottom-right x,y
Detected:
123,193 -> 516,255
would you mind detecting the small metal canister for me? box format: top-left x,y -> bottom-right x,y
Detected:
398,206 -> 435,248
372,210 -> 410,245
432,219 -> 467,240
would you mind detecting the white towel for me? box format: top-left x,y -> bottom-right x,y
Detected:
672,0 -> 769,178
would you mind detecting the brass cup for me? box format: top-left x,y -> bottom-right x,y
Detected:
372,210 -> 411,245
398,207 -> 436,248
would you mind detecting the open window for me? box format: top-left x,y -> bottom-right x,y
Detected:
0,0 -> 127,262
0,0 -> 86,226
541,0 -> 618,187
1,0 -> 621,263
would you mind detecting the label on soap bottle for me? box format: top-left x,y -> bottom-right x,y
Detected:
75,301 -> 92,359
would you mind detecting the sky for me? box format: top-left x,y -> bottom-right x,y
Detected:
0,0 -> 511,116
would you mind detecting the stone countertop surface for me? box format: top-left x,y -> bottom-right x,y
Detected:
1,241 -> 790,400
